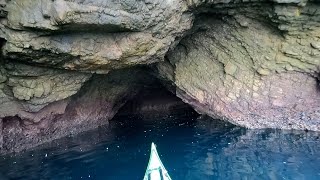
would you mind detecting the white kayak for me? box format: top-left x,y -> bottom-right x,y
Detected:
143,143 -> 172,180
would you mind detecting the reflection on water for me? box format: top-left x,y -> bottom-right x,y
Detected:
185,117 -> 320,180
0,114 -> 319,180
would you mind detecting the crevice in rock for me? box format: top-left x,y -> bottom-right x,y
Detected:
0,1 -> 6,18
47,24 -> 137,35
0,38 -> 6,59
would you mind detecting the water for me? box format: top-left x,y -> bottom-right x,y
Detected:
0,113 -> 320,180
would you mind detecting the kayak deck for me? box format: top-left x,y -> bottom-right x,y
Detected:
143,143 -> 172,180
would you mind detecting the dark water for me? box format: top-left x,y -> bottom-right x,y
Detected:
0,113 -> 320,180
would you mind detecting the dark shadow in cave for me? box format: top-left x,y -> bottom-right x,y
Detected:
112,78 -> 199,126
115,79 -> 198,117
0,38 -> 5,47
0,38 -> 6,60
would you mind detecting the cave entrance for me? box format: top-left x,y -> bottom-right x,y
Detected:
113,78 -> 199,125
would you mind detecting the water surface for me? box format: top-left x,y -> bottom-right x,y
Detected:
0,113 -> 319,180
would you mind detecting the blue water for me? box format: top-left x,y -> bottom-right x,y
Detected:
0,113 -> 320,180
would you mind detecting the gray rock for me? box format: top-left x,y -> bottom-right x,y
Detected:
1,0 -> 193,72
157,11 -> 320,131
4,63 -> 91,112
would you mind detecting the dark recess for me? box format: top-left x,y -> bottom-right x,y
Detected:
0,38 -> 6,59
114,79 -> 198,118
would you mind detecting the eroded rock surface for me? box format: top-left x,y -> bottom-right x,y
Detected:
0,0 -> 192,72
157,5 -> 320,131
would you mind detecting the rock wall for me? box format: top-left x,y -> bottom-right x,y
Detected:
157,3 -> 320,131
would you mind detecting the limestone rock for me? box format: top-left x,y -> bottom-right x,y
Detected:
0,0 -> 193,72
4,63 -> 91,112
157,12 -> 320,131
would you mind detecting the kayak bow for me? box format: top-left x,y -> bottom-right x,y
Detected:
143,143 -> 172,180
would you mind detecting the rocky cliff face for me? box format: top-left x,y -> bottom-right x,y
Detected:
0,0 -> 192,72
157,1 -> 320,131
0,0 -> 320,152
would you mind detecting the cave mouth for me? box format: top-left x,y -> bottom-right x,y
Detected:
113,78 -> 199,124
